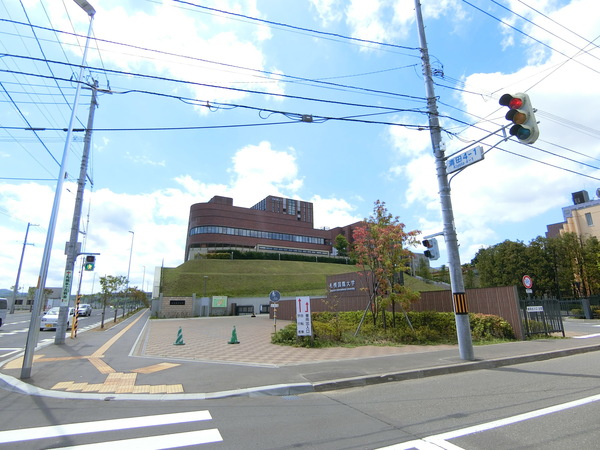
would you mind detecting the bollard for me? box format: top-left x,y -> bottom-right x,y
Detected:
174,326 -> 185,345
228,325 -> 240,344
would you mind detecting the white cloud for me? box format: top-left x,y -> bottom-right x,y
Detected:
0,140 -> 327,292
311,194 -> 361,229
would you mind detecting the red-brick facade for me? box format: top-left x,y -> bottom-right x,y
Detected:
185,195 -> 359,261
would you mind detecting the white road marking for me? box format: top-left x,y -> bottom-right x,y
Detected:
0,410 -> 213,444
56,429 -> 223,449
377,392 -> 600,449
573,333 -> 600,339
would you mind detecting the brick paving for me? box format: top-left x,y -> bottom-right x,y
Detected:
140,315 -> 455,366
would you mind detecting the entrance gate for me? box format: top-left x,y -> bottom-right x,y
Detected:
520,299 -> 565,338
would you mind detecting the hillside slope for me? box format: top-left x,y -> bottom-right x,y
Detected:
160,259 -> 445,297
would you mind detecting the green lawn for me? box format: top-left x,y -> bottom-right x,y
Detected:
160,259 -> 446,297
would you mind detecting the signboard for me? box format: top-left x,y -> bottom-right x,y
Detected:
212,296 -> 227,308
61,270 -> 73,306
296,296 -> 312,337
269,290 -> 281,302
527,306 -> 543,313
522,275 -> 533,289
446,145 -> 484,174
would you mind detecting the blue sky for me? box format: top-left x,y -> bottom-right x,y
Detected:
1,0 -> 599,296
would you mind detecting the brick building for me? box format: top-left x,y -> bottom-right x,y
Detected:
184,195 -> 358,261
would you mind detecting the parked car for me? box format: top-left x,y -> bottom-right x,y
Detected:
40,307 -> 74,331
77,304 -> 92,317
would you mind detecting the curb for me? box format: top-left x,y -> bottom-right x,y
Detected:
313,343 -> 600,392
1,343 -> 599,401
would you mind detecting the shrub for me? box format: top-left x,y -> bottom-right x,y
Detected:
270,310 -> 516,347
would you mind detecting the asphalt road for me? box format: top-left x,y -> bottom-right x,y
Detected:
0,309 -> 106,365
0,349 -> 598,449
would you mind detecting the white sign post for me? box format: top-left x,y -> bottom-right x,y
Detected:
296,296 -> 312,337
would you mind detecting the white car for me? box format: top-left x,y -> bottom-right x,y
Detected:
77,304 -> 92,316
40,307 -> 75,331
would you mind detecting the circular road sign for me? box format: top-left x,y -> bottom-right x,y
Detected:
269,290 -> 281,302
522,275 -> 533,289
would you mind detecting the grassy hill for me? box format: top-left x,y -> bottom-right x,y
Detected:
160,259 -> 446,297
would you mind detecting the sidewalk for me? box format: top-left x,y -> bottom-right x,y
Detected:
1,309 -> 600,400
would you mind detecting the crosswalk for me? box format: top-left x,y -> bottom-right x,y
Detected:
0,410 -> 223,448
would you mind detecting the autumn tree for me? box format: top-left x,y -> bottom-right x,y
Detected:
351,200 -> 420,329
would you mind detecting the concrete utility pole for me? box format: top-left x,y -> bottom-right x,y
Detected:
414,0 -> 474,360
55,80 -> 99,345
21,1 -> 96,379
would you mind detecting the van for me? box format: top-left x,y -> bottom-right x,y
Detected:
0,298 -> 7,327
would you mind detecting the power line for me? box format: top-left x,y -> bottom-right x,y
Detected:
172,0 -> 421,53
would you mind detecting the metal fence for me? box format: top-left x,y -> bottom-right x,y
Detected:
558,297 -> 600,319
520,299 -> 565,338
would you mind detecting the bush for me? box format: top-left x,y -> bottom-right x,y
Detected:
271,310 -> 516,347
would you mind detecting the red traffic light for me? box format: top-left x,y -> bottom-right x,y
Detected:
499,93 -> 539,145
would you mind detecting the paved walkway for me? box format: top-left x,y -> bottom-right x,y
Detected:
140,314 -> 456,366
1,310 -> 599,400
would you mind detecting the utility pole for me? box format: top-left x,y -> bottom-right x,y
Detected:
55,80 -> 98,345
21,1 -> 95,379
414,0 -> 474,360
10,222 -> 37,314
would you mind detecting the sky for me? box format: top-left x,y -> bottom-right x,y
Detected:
1,0 -> 600,297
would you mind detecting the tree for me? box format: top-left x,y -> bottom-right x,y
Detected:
333,234 -> 349,257
351,200 -> 420,329
99,275 -> 127,328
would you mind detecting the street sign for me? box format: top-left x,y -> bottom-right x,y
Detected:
522,275 -> 533,289
446,145 -> 484,174
269,290 -> 281,302
296,296 -> 312,337
61,270 -> 73,306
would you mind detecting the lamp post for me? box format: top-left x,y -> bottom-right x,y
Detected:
127,231 -> 134,288
21,0 -> 96,379
10,223 -> 38,314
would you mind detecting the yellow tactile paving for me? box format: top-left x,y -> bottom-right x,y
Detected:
4,354 -> 44,370
87,357 -> 115,374
90,313 -> 145,358
66,383 -> 89,392
104,372 -> 137,385
131,362 -> 180,374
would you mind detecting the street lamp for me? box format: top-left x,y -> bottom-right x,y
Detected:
127,231 -> 134,288
10,223 -> 38,314
21,0 -> 96,379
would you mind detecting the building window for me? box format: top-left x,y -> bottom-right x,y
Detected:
586,212 -> 594,226
189,226 -> 326,245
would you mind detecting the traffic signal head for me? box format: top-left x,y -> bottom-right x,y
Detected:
84,255 -> 95,271
422,238 -> 440,261
499,93 -> 539,144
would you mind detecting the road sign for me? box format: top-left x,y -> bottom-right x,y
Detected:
296,296 -> 312,337
446,145 -> 484,174
522,275 -> 533,289
269,290 -> 281,302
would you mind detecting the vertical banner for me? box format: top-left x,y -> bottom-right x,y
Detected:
296,296 -> 312,336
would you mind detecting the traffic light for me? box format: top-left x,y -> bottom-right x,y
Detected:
84,255 -> 95,271
499,93 -> 539,145
423,238 -> 440,260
